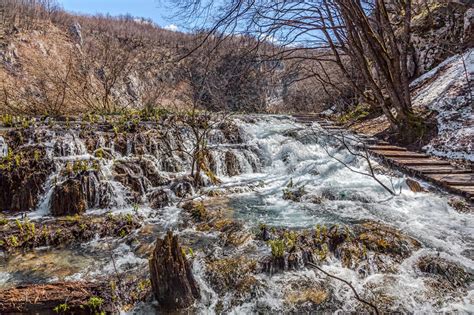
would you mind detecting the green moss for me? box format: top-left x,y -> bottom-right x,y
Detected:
337,104 -> 371,124
87,296 -> 104,310
53,303 -> 69,313
8,235 -> 19,247
268,239 -> 285,257
191,202 -> 208,221
0,215 -> 8,225
1,114 -> 14,127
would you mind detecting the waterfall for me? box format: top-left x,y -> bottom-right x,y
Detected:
1,115 -> 472,314
0,136 -> 7,157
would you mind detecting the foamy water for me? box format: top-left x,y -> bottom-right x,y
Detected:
2,115 -> 473,312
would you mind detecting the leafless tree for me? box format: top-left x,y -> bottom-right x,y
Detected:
81,33 -> 141,113
173,0 -> 428,141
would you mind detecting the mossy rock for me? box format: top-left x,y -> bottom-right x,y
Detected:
355,221 -> 421,259
205,257 -> 258,295
418,256 -> 472,288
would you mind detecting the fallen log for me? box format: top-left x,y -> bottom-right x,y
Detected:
0,272 -> 151,314
0,281 -> 113,314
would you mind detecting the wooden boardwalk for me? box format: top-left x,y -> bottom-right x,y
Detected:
292,114 -> 474,202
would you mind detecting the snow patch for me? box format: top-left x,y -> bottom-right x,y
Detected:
411,48 -> 473,161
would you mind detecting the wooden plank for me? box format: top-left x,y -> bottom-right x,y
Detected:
411,167 -> 472,174
366,145 -> 407,151
450,186 -> 474,194
391,158 -> 451,166
426,174 -> 474,186
370,150 -> 429,158
427,174 -> 474,181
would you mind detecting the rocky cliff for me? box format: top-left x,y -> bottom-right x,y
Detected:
409,1 -> 473,78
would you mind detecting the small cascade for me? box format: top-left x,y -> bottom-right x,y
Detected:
1,115 -> 472,314
208,150 -> 226,176
53,132 -> 89,157
0,136 -> 7,157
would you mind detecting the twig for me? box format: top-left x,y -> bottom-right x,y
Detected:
307,262 -> 380,315
107,242 -> 123,300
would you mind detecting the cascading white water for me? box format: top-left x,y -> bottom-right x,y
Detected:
1,115 -> 472,313
0,136 -> 7,158
203,115 -> 474,313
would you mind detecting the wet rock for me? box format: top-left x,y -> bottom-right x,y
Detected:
148,189 -> 170,209
113,159 -> 149,198
171,177 -> 194,198
258,224 -> 271,241
161,156 -> 182,172
93,147 -> 114,160
285,288 -> 328,308
80,171 -> 101,208
0,213 -> 141,251
418,256 -> 472,288
206,257 -> 258,296
113,158 -> 170,200
138,157 -> 170,187
320,188 -> 338,201
260,228 -> 319,274
149,231 -> 200,311
50,171 -> 101,216
406,178 -> 425,192
283,186 -> 306,202
0,270 -> 150,314
303,194 -> 324,204
215,219 -> 251,247
448,197 -> 472,213
258,222 -> 421,275
113,134 -> 129,156
410,2 -> 468,77
282,129 -> 301,138
355,221 -> 421,259
53,134 -> 86,157
0,146 -> 54,212
132,133 -> 149,155
464,8 -> 474,47
225,150 -> 240,176
221,228 -> 252,247
261,255 -> 286,274
203,149 -> 217,174
50,178 -> 87,216
220,121 -> 244,144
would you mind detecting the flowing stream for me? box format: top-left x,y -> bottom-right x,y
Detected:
0,115 -> 472,313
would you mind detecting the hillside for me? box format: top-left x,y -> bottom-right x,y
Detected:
1,1 -> 471,118
0,3 -> 297,115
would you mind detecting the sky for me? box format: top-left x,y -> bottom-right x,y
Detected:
57,0 -> 181,31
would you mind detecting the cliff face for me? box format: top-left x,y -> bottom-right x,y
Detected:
409,1 -> 473,78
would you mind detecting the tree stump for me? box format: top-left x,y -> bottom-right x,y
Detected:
149,231 -> 200,310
